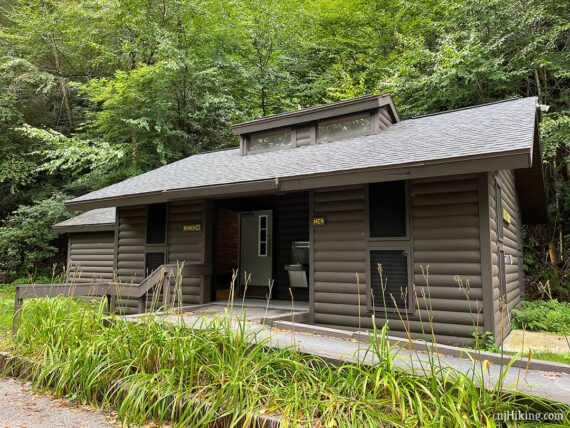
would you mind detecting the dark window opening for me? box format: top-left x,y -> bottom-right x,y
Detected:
499,250 -> 507,299
145,252 -> 165,276
369,181 -> 407,237
147,203 -> 167,244
495,180 -> 503,240
370,250 -> 409,310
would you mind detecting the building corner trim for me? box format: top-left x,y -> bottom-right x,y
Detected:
478,172 -> 496,338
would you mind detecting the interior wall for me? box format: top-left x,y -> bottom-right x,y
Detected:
212,209 -> 239,300
212,191 -> 310,302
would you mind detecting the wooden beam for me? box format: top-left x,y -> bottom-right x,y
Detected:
478,172 -> 496,338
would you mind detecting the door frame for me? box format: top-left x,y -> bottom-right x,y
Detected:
238,209 -> 273,294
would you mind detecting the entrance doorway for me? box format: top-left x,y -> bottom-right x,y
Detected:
211,193 -> 309,303
239,210 -> 273,289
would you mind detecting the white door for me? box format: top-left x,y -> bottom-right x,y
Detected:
240,210 -> 272,288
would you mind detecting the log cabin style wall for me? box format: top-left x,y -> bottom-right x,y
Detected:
167,200 -> 208,305
115,206 -> 147,314
312,175 -> 488,346
115,201 -> 209,313
488,170 -> 524,340
66,232 -> 115,284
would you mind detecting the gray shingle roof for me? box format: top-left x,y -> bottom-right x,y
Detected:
54,208 -> 116,230
68,97 -> 537,206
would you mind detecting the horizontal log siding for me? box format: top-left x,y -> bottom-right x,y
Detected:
312,175 -> 484,346
116,206 -> 146,314
168,201 -> 206,304
490,170 -> 523,339
67,232 -> 114,284
313,185 -> 367,330
499,170 -> 523,312
376,106 -> 393,131
411,175 -> 483,344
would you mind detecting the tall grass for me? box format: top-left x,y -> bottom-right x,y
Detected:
0,284 -> 15,348
7,296 -> 569,427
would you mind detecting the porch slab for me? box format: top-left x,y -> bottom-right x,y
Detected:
127,300 -> 309,326
164,305 -> 306,325
503,329 -> 570,354
210,299 -> 308,312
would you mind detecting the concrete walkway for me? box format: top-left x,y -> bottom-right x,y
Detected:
261,323 -> 570,405
130,307 -> 570,406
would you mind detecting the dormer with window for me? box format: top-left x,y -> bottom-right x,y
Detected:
232,94 -> 400,155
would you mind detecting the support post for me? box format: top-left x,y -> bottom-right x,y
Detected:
13,289 -> 23,334
105,294 -> 116,314
162,273 -> 170,308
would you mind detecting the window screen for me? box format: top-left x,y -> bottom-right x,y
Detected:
369,181 -> 407,237
370,250 -> 409,310
317,113 -> 371,143
147,203 -> 167,244
145,252 -> 165,276
249,130 -> 291,152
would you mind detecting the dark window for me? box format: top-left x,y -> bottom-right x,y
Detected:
369,181 -> 407,237
496,182 -> 504,240
499,250 -> 507,299
145,252 -> 165,276
370,250 -> 409,310
147,203 -> 167,244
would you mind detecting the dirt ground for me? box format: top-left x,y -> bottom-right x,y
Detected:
0,377 -> 118,428
503,329 -> 570,354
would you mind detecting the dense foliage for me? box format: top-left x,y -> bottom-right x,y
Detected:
0,193 -> 69,274
511,299 -> 570,335
0,0 -> 567,289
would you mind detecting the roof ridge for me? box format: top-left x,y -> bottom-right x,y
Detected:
232,93 -> 393,130
407,97 -> 535,121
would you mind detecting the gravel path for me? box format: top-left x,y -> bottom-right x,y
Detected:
0,377 -> 117,428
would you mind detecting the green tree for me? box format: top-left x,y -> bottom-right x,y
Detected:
0,194 -> 69,275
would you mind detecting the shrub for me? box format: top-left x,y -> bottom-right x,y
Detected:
511,300 -> 570,334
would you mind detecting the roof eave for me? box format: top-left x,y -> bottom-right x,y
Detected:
52,223 -> 116,234
65,148 -> 531,211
